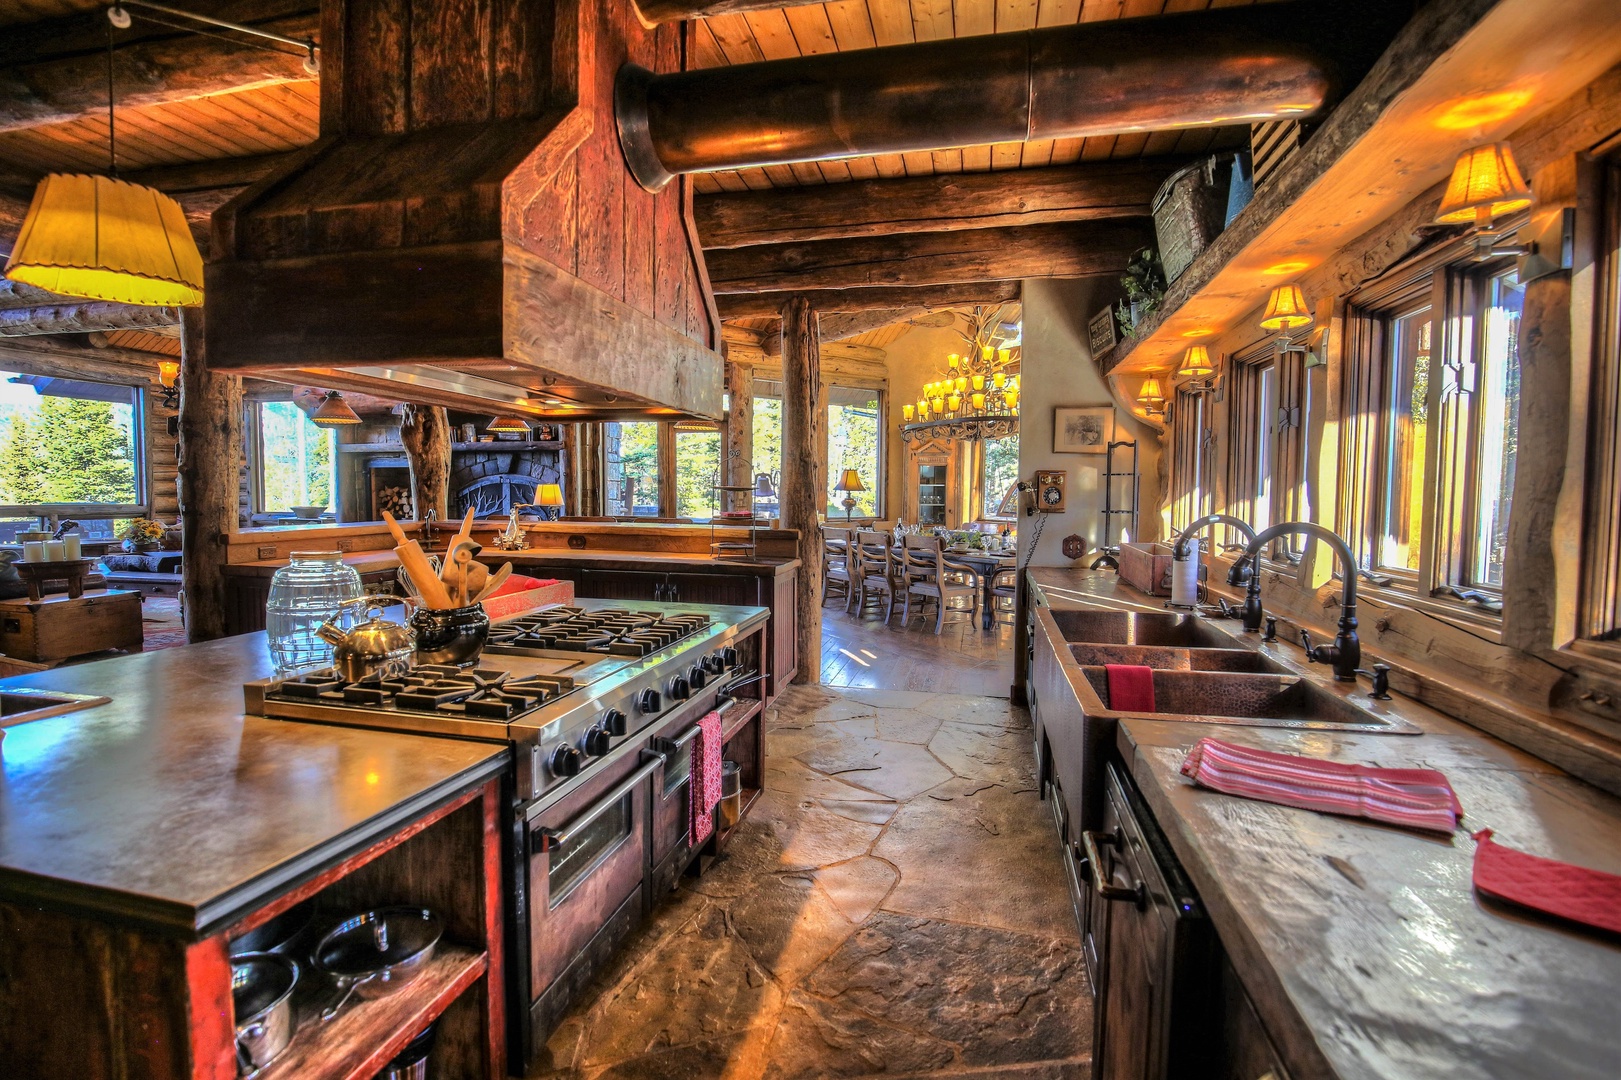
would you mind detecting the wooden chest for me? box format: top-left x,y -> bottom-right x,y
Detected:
0,590 -> 145,662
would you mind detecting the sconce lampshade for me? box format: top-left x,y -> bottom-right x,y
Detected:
1176,346 -> 1214,378
754,472 -> 777,498
1259,284 -> 1313,332
535,483 -> 564,507
4,174 -> 205,307
834,469 -> 866,493
310,390 -> 362,427
156,359 -> 180,390
487,414 -> 531,433
1435,142 -> 1533,225
1138,376 -> 1166,406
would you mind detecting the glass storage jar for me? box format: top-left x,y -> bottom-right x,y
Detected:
266,551 -> 363,674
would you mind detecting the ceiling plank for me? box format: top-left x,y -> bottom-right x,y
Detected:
705,219 -> 1150,294
716,280 -> 1022,317
0,1 -> 317,133
695,160 -> 1174,248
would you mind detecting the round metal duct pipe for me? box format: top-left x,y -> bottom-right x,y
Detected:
616,2 -> 1340,193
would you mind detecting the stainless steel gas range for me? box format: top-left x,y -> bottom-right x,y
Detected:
244,598 -> 772,1067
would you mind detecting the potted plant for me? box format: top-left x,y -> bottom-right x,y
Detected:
120,517 -> 167,553
1115,247 -> 1168,336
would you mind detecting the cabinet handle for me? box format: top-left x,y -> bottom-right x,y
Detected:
1082,829 -> 1146,908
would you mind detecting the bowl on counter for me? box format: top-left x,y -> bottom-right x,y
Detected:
290,506 -> 328,520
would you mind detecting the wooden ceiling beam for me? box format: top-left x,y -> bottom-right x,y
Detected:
696,161 -> 1174,249
706,220 -> 1150,295
716,281 -> 1022,318
632,0 -> 802,25
0,301 -> 180,338
0,1 -> 317,133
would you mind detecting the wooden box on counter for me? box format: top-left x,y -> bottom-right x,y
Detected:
0,589 -> 143,662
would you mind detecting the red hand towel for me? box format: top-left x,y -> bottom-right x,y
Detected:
690,709 -> 723,847
1180,737 -> 1461,834
489,574 -> 559,597
1106,664 -> 1156,712
1472,829 -> 1621,935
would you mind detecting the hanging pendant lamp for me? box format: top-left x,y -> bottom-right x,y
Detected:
2,16 -> 204,307
311,391 -> 363,427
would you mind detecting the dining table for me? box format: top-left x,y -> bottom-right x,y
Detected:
885,543 -> 1015,631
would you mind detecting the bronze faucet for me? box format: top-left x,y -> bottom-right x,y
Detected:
1235,521 -> 1361,681
1172,514 -> 1259,626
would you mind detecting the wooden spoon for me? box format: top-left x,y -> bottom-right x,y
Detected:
473,563 -> 513,604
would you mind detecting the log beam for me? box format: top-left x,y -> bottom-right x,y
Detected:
717,280 -> 1021,318
779,296 -> 822,685
696,162 -> 1172,249
0,2 -> 317,133
177,307 -> 243,643
724,361 -> 754,514
0,301 -> 180,337
399,404 -> 453,523
708,220 -> 1149,295
632,0 -> 790,24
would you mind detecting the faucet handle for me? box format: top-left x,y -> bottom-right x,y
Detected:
1354,663 -> 1393,700
1263,615 -> 1278,642
1298,628 -> 1317,659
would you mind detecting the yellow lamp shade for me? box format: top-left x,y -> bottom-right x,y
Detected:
1176,345 -> 1214,378
487,414 -> 531,433
971,392 -> 986,411
997,348 -> 1012,364
947,393 -> 962,411
1005,389 -> 1019,410
1435,142 -> 1533,225
1138,377 -> 1165,405
156,358 -> 180,390
536,483 -> 564,507
4,174 -> 204,306
835,469 -> 866,493
917,398 -> 928,415
971,374 -> 985,391
982,345 -> 994,361
930,395 -> 944,411
992,372 -> 1005,389
902,404 -> 915,422
947,354 -> 960,369
954,376 -> 968,393
311,390 -> 362,427
1259,284 -> 1313,332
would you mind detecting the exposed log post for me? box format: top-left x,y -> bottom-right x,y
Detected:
657,424 -> 678,516
177,307 -> 242,642
724,361 -> 754,514
568,422 -> 603,516
780,296 -> 822,684
399,405 -> 452,522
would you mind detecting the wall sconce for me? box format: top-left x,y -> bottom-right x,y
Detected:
155,358 -> 180,409
1137,376 -> 1166,417
1259,284 -> 1313,333
1435,142 -> 1552,265
1175,346 -> 1213,379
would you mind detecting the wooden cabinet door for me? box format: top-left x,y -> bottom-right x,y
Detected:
664,572 -> 756,606
578,569 -> 666,600
904,438 -> 958,528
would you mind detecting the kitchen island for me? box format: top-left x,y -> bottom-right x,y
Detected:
1026,568 -> 1621,1080
0,636 -> 511,1080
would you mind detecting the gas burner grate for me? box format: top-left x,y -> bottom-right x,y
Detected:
270,664 -> 575,720
485,607 -> 712,657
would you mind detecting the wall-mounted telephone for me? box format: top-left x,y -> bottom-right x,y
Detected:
1015,471 -> 1067,515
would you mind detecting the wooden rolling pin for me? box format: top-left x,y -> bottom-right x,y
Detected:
383,511 -> 455,609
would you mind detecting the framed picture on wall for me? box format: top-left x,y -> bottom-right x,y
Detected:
1053,406 -> 1114,454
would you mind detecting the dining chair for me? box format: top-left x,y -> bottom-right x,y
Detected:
900,535 -> 980,633
851,530 -> 897,621
822,527 -> 852,607
989,566 -> 1018,626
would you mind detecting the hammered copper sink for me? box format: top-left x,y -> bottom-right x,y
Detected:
1047,609 -> 1235,649
1068,643 -> 1284,673
1076,666 -> 1417,731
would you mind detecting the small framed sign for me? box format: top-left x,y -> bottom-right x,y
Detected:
1088,306 -> 1117,356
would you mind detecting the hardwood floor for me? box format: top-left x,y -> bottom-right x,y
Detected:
819,593 -> 1015,697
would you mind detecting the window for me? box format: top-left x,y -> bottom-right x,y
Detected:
1170,389 -> 1209,532
982,435 -> 1020,519
1582,154 -> 1621,641
1252,362 -> 1276,534
0,372 -> 144,540
674,427 -> 721,519
825,385 -> 880,518
753,391 -> 782,516
604,421 -> 661,516
1470,269 -> 1522,588
1377,306 -> 1432,571
255,401 -> 334,514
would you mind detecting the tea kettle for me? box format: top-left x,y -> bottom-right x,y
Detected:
316,599 -> 416,682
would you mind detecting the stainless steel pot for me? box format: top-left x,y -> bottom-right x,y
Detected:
231,953 -> 298,1077
228,898 -> 315,958
314,907 -> 442,1021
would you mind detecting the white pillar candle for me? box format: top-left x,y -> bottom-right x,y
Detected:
61,534 -> 81,559
44,540 -> 64,561
22,541 -> 45,563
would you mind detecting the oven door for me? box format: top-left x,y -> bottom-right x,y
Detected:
648,713 -> 701,896
524,748 -> 661,1039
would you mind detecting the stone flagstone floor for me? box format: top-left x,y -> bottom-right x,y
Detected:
528,684 -> 1092,1080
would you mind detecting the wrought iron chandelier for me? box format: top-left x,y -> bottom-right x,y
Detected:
899,305 -> 1020,443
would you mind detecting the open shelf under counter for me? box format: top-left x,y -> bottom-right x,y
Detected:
1101,0 -> 1621,380
255,946 -> 488,1080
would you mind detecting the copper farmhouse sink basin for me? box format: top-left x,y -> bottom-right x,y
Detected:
1069,643 -> 1285,674
1073,667 -> 1420,733
1049,609 -> 1236,649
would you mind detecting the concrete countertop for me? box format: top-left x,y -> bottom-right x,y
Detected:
223,549 -> 799,577
0,635 -> 509,938
1029,568 -> 1621,1080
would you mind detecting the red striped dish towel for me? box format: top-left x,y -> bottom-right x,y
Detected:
690,709 -> 723,847
1179,738 -> 1462,833
1472,829 -> 1621,935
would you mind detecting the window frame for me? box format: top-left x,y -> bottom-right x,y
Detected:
1581,152 -> 1621,645
248,398 -> 338,518
824,382 -> 885,520
1226,339 -> 1308,561
601,419 -> 666,516
979,433 -> 1021,522
0,373 -> 150,529
1170,387 -> 1211,534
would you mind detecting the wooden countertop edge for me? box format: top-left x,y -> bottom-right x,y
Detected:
223,551 -> 801,576
0,749 -> 510,940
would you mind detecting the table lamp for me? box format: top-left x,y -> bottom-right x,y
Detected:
834,469 -> 865,523
536,483 -> 564,521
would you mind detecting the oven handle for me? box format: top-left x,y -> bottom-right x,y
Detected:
534,749 -> 665,853
652,723 -> 702,756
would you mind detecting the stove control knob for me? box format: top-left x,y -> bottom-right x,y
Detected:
669,675 -> 690,700
602,708 -> 628,736
582,725 -> 613,757
638,688 -> 662,714
550,744 -> 583,777
722,647 -> 739,668
688,665 -> 708,690
705,653 -> 726,674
